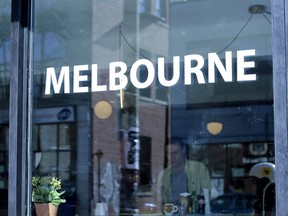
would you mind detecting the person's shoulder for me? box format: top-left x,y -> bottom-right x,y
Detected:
186,159 -> 204,166
158,166 -> 172,176
186,160 -> 209,170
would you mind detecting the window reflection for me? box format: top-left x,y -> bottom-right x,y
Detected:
34,32 -> 66,61
31,0 -> 274,215
33,124 -> 76,181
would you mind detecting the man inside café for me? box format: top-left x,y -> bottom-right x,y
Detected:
157,136 -> 211,214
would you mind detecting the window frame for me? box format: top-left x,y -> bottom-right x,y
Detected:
9,0 -> 32,215
271,0 -> 288,215
7,0 -> 288,215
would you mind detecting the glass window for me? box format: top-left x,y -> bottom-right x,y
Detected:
31,0 -> 274,215
154,0 -> 167,19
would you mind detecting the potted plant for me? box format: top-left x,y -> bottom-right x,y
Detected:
32,176 -> 66,216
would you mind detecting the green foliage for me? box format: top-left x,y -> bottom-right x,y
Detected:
32,176 -> 66,206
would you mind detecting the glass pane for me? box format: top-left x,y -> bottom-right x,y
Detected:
0,0 -> 10,215
31,0 -> 274,215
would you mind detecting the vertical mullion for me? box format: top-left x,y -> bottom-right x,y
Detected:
272,0 -> 288,215
9,20 -> 24,216
9,0 -> 31,215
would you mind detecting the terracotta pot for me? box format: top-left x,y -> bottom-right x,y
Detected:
34,203 -> 58,216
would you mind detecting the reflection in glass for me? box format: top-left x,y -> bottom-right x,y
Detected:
31,0 -> 274,215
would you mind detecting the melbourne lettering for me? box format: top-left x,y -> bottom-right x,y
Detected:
44,49 -> 256,95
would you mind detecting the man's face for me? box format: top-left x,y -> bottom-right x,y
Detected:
167,143 -> 185,169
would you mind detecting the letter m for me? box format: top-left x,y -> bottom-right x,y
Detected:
45,66 -> 70,94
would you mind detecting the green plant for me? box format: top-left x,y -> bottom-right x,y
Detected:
32,176 -> 66,206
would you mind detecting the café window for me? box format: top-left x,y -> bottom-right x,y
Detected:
30,0 -> 275,215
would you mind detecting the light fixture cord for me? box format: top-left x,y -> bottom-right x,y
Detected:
262,13 -> 271,24
119,26 -> 148,59
218,14 -> 253,55
262,181 -> 274,216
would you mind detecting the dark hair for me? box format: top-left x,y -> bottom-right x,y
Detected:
169,136 -> 187,151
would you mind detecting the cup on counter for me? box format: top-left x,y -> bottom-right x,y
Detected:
163,203 -> 178,216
